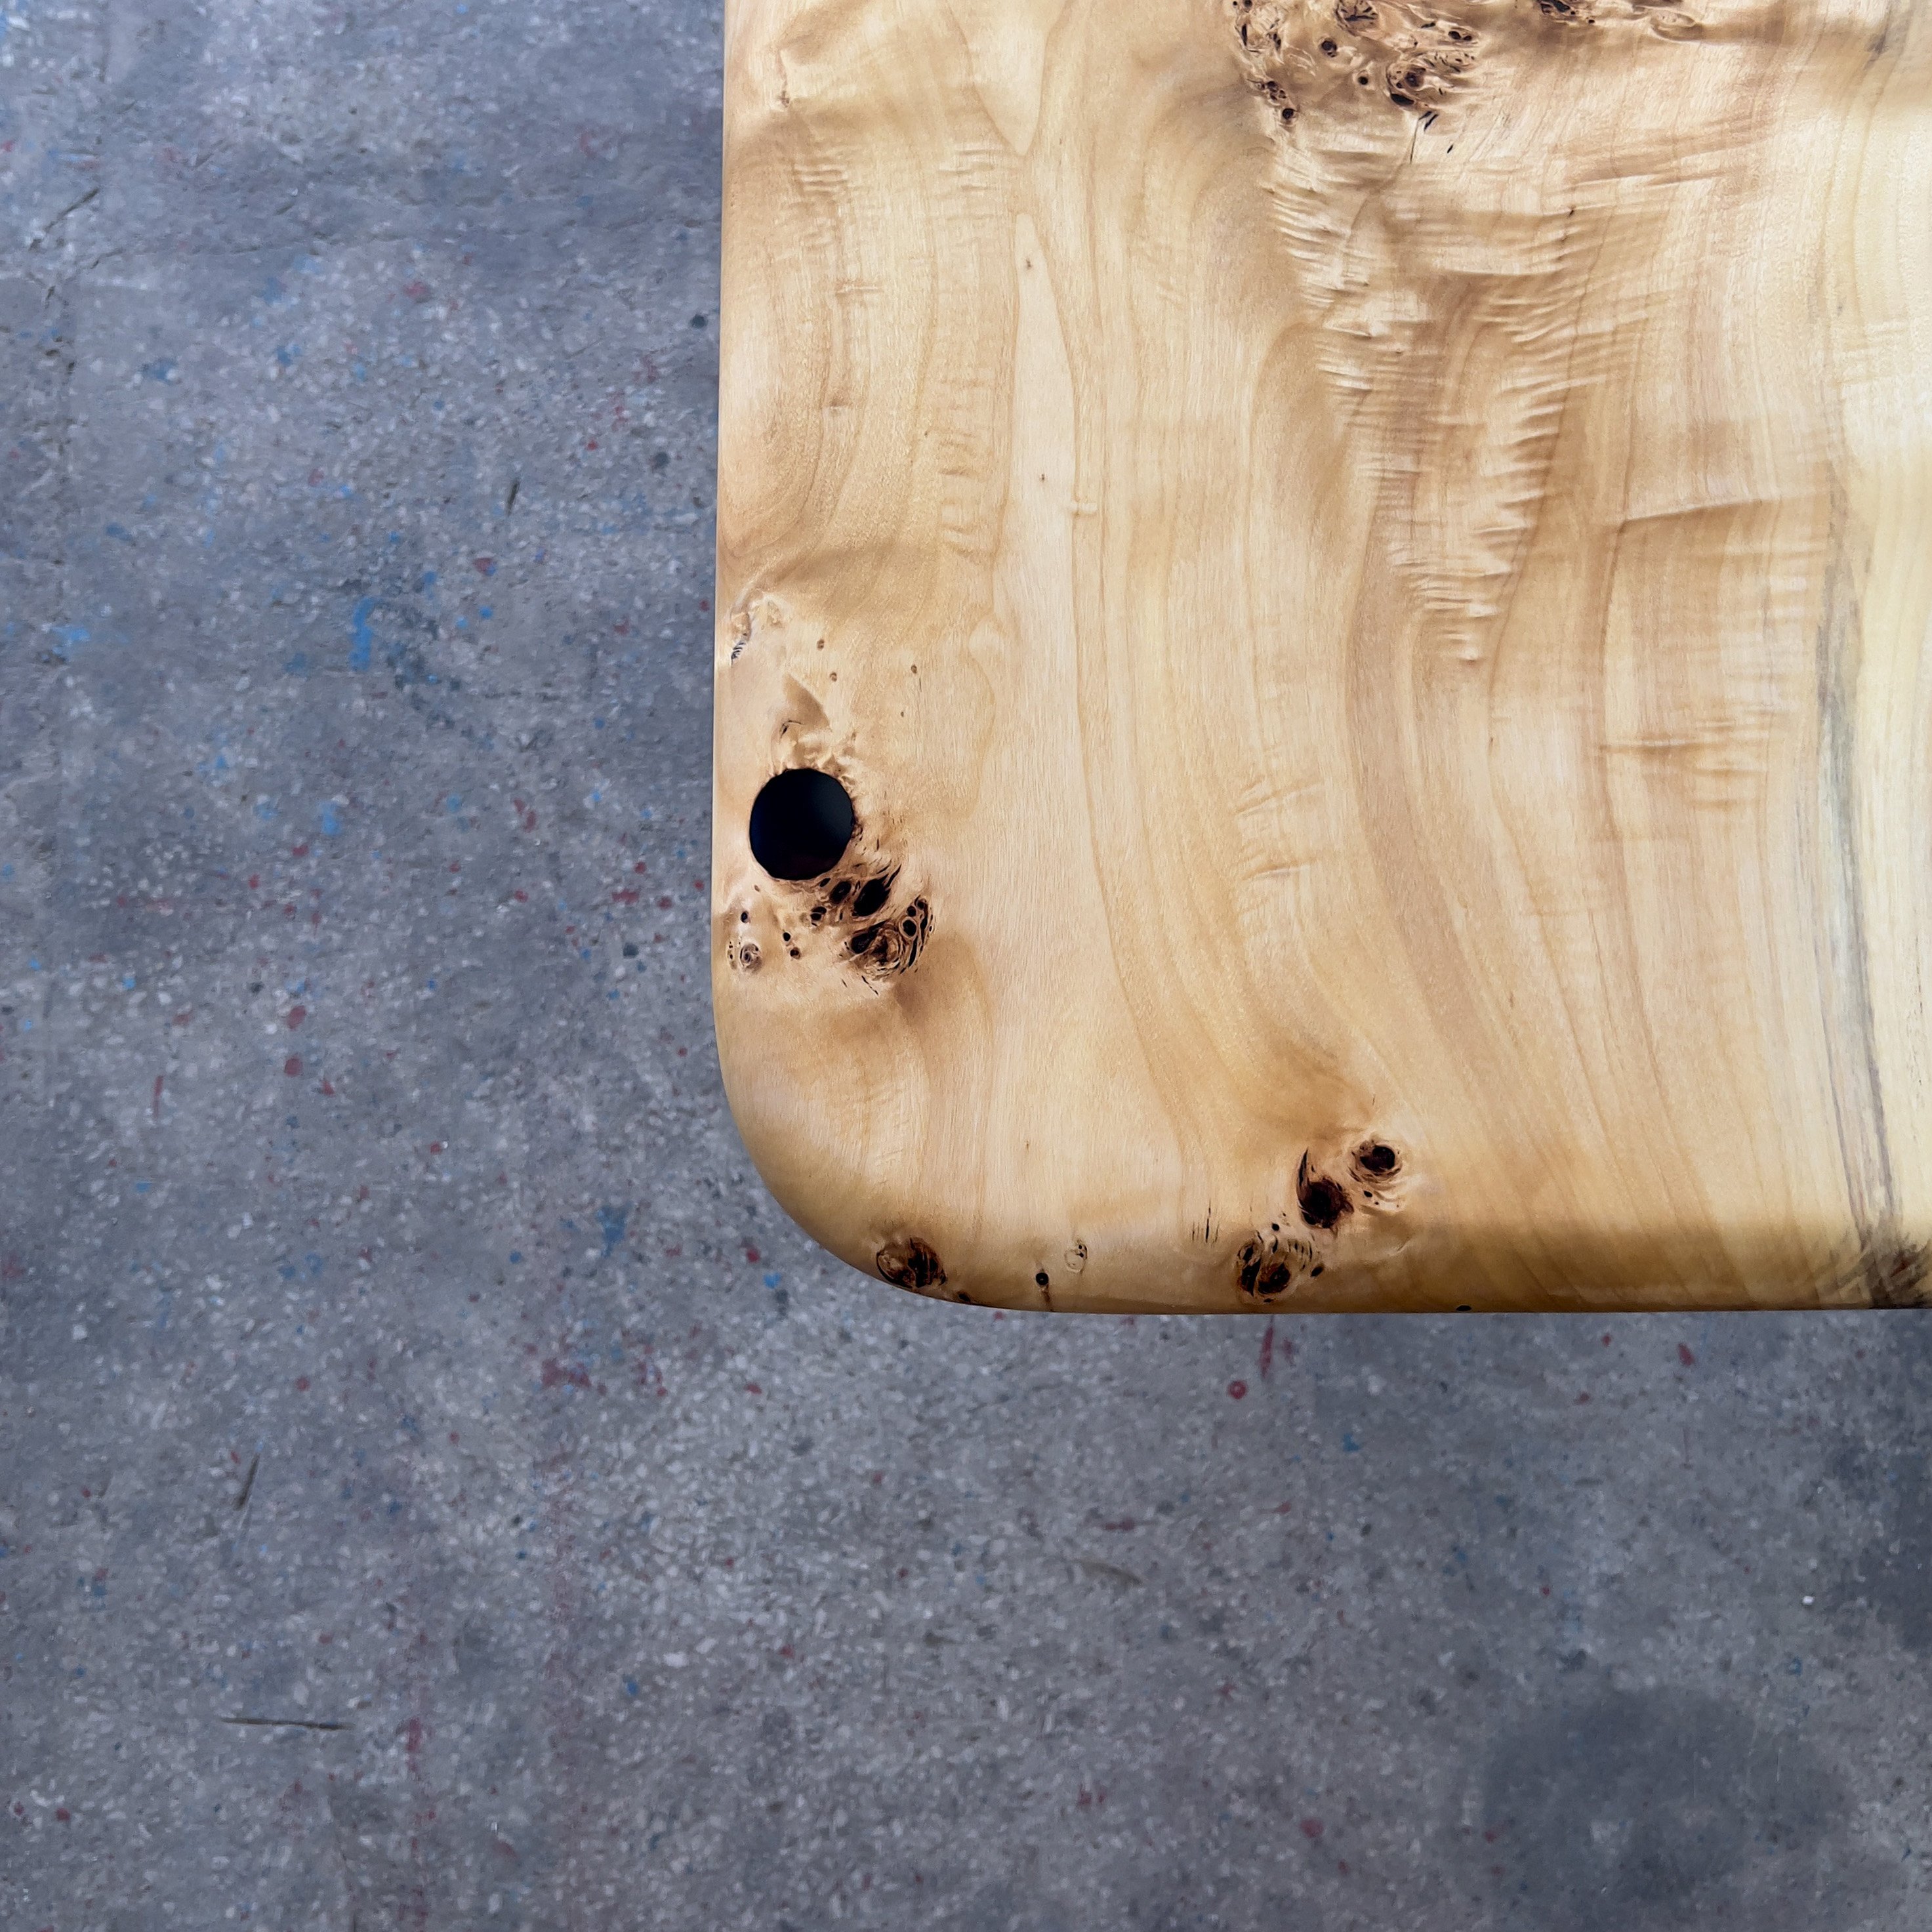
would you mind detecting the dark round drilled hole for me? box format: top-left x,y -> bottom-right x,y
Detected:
748,769 -> 853,880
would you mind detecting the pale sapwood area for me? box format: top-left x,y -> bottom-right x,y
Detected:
712,0 -> 1932,1312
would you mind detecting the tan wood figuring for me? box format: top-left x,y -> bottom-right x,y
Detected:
712,0 -> 1932,1313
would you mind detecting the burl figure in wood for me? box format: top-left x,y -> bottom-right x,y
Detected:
712,0 -> 1932,1313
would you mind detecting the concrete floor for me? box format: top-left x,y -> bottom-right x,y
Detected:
3,4 -> 1929,1927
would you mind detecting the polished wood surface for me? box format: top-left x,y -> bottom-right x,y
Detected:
713,0 -> 1932,1312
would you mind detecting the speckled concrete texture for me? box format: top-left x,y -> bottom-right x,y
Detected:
1,4 -> 1929,1928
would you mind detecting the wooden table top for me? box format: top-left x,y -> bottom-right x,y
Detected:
711,0 -> 1932,1313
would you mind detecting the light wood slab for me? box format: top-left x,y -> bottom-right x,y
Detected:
713,0 -> 1932,1313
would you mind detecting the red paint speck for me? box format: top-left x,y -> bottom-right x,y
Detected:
1300,1818 -> 1324,1840
1678,1343 -> 1696,1367
472,556 -> 496,576
55,1809 -> 70,1824
152,1074 -> 164,1120
283,1056 -> 302,1077
1575,1392 -> 1591,1404
1227,1380 -> 1248,1400
286,1006 -> 306,1030
745,1382 -> 763,1396
295,1376 -> 310,1391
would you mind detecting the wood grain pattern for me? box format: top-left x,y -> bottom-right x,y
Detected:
713,0 -> 1932,1312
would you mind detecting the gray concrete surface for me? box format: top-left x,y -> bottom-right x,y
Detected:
2,4 -> 1929,1927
